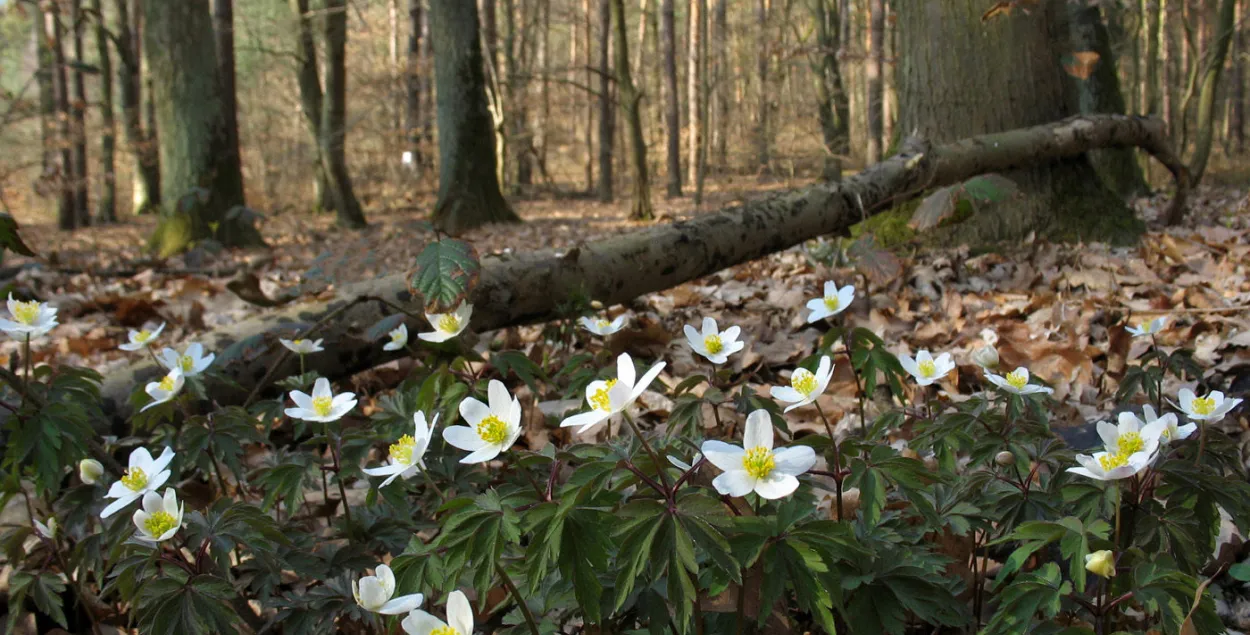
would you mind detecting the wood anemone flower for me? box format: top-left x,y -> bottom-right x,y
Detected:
364,412 -> 437,487
805,280 -> 855,323
402,590 -> 472,635
119,322 -> 166,351
900,350 -> 956,387
701,409 -> 816,500
444,380 -> 522,464
684,317 -> 745,365
419,302 -> 473,343
353,564 -> 424,615
559,352 -> 666,434
157,342 -> 215,376
0,294 -> 58,338
769,356 -> 834,413
579,314 -> 627,336
101,447 -> 175,518
285,377 -> 357,423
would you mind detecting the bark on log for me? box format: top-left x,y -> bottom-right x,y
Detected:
98,114 -> 1187,424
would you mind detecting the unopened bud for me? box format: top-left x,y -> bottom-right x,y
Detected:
1084,550 -> 1116,578
972,345 -> 999,370
994,451 -> 1016,467
79,458 -> 104,485
590,300 -> 604,310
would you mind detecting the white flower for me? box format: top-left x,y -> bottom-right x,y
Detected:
667,452 -> 702,471
383,324 -> 409,351
156,342 -> 214,377
899,350 -> 956,387
684,317 -> 745,365
419,302 -> 472,343
101,446 -> 175,518
559,352 -> 666,434
132,488 -> 183,542
1116,405 -> 1193,445
805,281 -> 855,323
1096,411 -> 1167,458
141,369 -> 185,412
402,589 -> 472,635
1126,316 -> 1168,337
34,517 -> 57,540
285,377 -> 357,423
971,345 -> 999,371
769,356 -> 833,413
79,458 -> 104,484
280,338 -> 325,354
353,564 -> 424,615
580,315 -> 627,336
364,412 -> 437,487
1066,447 -> 1155,481
1174,388 -> 1242,423
986,366 -> 1053,396
119,322 -> 165,351
701,410 -> 817,500
0,294 -> 57,338
443,380 -> 522,463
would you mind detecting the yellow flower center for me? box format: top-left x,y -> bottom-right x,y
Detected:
136,329 -> 152,343
596,319 -> 610,328
158,375 -> 176,392
121,467 -> 148,492
390,330 -> 405,344
918,360 -> 937,378
1098,451 -> 1129,471
12,300 -> 39,325
704,334 -> 724,354
293,339 -> 305,346
477,414 -> 510,444
1138,321 -> 1155,333
312,396 -> 334,417
389,434 -> 416,466
590,379 -> 618,412
437,314 -> 461,333
430,627 -> 458,635
143,511 -> 177,538
1191,396 -> 1215,416
742,447 -> 776,479
823,295 -> 840,311
179,355 -> 195,372
791,369 -> 817,396
1115,431 -> 1144,456
1006,369 -> 1029,390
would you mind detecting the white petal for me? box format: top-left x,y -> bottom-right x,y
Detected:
721,325 -> 742,343
417,330 -> 452,343
460,444 -> 504,464
683,324 -> 702,348
289,390 -> 313,410
823,281 -> 837,297
1096,421 -> 1119,451
357,577 -> 389,610
446,590 -> 474,635
100,493 -> 139,518
701,317 -> 717,338
770,386 -> 804,404
743,410 -> 773,451
628,361 -> 665,403
771,446 -> 816,476
898,355 -> 918,378
487,380 -> 511,414
129,447 -> 156,471
312,378 -> 333,399
459,397 -> 490,426
363,464 -> 406,477
402,611 -> 447,635
443,425 -> 489,452
837,286 -> 856,307
712,470 -> 757,497
379,594 -> 425,615
151,447 -> 176,472
559,411 -> 608,432
616,353 -> 636,389
700,440 -> 746,471
916,350 -> 933,365
376,564 -> 396,595
754,473 -> 800,499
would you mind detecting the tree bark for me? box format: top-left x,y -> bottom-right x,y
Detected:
33,2 -> 57,180
1186,0 -> 1236,186
1144,0 -> 1161,113
50,1 -> 76,230
688,0 -> 707,202
661,0 -> 682,197
429,0 -> 519,233
93,0 -> 118,223
753,0 -> 770,172
597,0 -> 615,202
98,114 -> 1188,421
1231,0 -> 1245,154
70,0 -> 90,227
898,0 -> 1140,245
810,0 -> 848,181
1066,3 -> 1149,197
114,0 -> 159,215
612,0 -> 654,220
405,0 -> 424,169
712,0 -> 727,169
322,0 -> 369,228
212,0 -> 243,204
288,0 -> 333,212
142,0 -> 265,256
866,0 -> 884,163
583,0 -> 595,192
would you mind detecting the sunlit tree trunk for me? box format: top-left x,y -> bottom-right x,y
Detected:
688,0 -> 707,202
1187,0 -> 1236,183
322,0 -> 368,227
612,0 -> 654,219
866,0 -> 884,162
213,0 -> 243,204
712,0 -> 728,170
597,0 -> 615,201
1231,0 -> 1245,153
429,0 -> 519,232
93,0 -> 117,223
288,0 -> 333,211
753,0 -> 770,172
405,0 -> 424,169
810,0 -> 848,181
49,1 -> 76,230
33,2 -> 56,178
661,0 -> 682,196
115,0 -> 160,215
70,0 -> 90,226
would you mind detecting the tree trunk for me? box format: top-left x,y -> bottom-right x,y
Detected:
612,0 -> 654,220
429,0 -> 518,233
536,0 -> 551,180
712,0 -> 727,170
97,114 -> 1188,421
688,0 -> 707,202
1232,0 -> 1245,154
288,0 -> 334,213
597,0 -> 615,201
213,0 -> 243,206
50,2 -> 76,230
142,0 -> 265,256
897,0 -> 1140,244
1067,3 -> 1149,197
866,0 -> 884,163
93,0 -> 118,223
810,0 -> 848,181
1144,0 -> 1162,113
480,0 -> 506,189
322,0 -> 369,228
114,0 -> 159,215
70,0 -> 90,227
405,0 -> 424,169
584,0 -> 595,192
33,2 -> 56,178
661,0 -> 682,197
753,0 -> 770,172
1186,0 -> 1236,185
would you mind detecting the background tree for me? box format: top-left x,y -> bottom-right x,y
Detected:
1186,0 -> 1236,184
69,0 -> 89,226
611,0 -> 653,219
50,0 -> 75,229
288,0 -> 333,212
897,0 -> 1139,244
142,0 -> 264,255
321,0 -> 368,228
212,0 -> 242,203
866,0 -> 884,163
114,0 -> 160,215
808,0 -> 848,181
92,0 -> 117,222
687,0 -> 706,202
404,0 -> 424,171
429,0 -> 518,233
596,0 -> 614,202
660,0 -> 681,197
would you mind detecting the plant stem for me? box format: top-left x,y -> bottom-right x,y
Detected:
1112,484 -> 1122,551
420,466 -> 446,501
329,432 -> 353,526
814,401 -> 844,521
1195,421 -> 1208,465
1150,333 -> 1164,413
622,411 -> 672,491
495,561 -> 541,635
23,334 -> 31,399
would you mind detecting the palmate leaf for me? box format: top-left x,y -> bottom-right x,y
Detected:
6,571 -> 67,631
135,570 -> 240,635
983,563 -> 1070,635
408,238 -> 480,312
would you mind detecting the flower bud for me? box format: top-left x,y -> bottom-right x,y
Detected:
79,458 -> 104,485
994,451 -> 1016,467
972,345 -> 999,370
35,517 -> 57,540
590,300 -> 604,310
1084,550 -> 1116,578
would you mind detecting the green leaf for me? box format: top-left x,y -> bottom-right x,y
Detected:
1230,561 -> 1250,582
0,213 -> 36,257
409,238 -> 481,312
983,563 -> 1070,635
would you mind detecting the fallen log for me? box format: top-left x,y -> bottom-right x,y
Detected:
98,114 -> 1187,423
